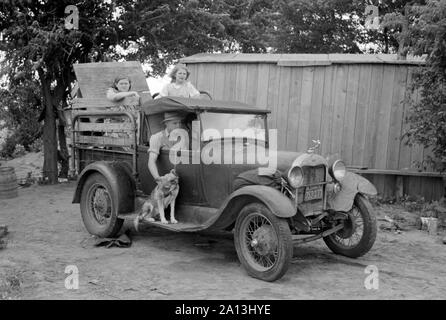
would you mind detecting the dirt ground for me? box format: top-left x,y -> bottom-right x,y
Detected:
1,154 -> 446,300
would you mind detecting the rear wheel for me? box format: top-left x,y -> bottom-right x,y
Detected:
80,173 -> 123,238
323,194 -> 377,258
234,203 -> 293,282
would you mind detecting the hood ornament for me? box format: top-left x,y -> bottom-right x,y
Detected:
307,139 -> 321,154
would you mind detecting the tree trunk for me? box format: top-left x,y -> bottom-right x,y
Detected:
39,71 -> 58,184
57,104 -> 69,179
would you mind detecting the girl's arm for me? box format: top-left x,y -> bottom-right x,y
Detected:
188,82 -> 200,98
106,88 -> 139,102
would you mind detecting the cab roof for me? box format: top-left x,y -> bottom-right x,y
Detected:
141,97 -> 270,115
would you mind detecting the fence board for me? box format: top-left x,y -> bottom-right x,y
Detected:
223,64 -> 237,101
352,65 -> 372,166
330,65 -> 348,157
266,65 -> 280,130
387,66 -> 408,170
213,63 -> 226,100
255,64 -> 270,108
375,65 -> 396,169
319,66 -> 335,156
286,67 -> 303,150
246,64 -> 259,106
235,64 -> 248,102
297,67 -> 314,151
342,65 -> 361,165
276,67 -> 292,150
398,69 -> 415,169
308,66 -> 325,150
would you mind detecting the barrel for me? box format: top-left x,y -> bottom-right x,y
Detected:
0,167 -> 18,199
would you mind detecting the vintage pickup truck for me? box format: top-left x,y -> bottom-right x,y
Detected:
71,62 -> 377,282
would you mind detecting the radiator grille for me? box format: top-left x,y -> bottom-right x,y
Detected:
302,165 -> 325,185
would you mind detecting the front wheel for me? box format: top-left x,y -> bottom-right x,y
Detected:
80,173 -> 123,238
323,194 -> 377,258
234,203 -> 293,282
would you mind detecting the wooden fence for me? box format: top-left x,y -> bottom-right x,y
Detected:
181,53 -> 444,201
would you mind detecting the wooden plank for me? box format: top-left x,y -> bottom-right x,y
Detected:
235,64 -> 249,103
431,178 -> 445,201
223,63 -> 237,101
408,86 -> 425,169
398,68 -> 415,169
348,168 -> 445,177
396,175 -> 404,201
266,65 -> 280,130
308,66 -> 325,150
341,65 -> 361,165
319,65 -> 335,157
374,65 -> 396,169
245,64 -> 259,106
212,63 -> 226,100
187,64 -> 199,86
285,67 -> 303,151
276,66 -> 292,150
296,67 -> 314,151
363,65 -> 384,168
76,122 -> 135,132
352,65 -> 372,167
330,65 -> 349,157
75,135 -> 134,146
383,175 -> 396,200
406,176 -> 422,199
386,66 -> 408,170
73,61 -> 149,99
255,63 -> 270,108
194,63 -> 208,93
373,175 -> 386,199
421,176 -> 434,202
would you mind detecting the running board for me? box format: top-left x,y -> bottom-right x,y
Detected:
118,204 -> 218,232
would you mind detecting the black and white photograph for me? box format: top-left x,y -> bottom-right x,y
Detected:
0,0 -> 445,307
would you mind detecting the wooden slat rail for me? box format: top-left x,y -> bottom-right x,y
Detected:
348,168 -> 445,178
348,167 -> 445,201
76,135 -> 134,146
75,122 -> 135,132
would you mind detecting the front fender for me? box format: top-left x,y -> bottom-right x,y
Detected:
206,185 -> 295,231
72,161 -> 136,214
327,171 -> 377,212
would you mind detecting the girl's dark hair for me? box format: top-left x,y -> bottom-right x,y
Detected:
168,64 -> 190,83
112,76 -> 132,90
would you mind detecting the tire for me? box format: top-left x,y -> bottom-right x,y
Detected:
323,194 -> 377,258
80,173 -> 123,238
234,202 -> 293,282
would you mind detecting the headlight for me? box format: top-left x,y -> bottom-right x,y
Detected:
330,160 -> 346,181
287,166 -> 304,188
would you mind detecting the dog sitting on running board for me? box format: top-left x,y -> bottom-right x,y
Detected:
134,169 -> 179,231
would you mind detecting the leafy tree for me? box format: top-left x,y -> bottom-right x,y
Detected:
258,0 -> 368,54
0,78 -> 42,157
399,0 -> 446,171
113,0 -> 270,74
0,0 -> 120,182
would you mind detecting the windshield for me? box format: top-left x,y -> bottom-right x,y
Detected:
200,112 -> 266,141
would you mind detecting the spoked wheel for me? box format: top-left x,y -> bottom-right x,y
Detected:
80,173 -> 123,238
234,203 -> 292,282
323,194 -> 377,258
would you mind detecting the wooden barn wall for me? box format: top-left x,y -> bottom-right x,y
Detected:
187,62 -> 431,171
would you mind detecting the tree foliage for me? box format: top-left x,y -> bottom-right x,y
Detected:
0,78 -> 42,157
399,0 -> 446,171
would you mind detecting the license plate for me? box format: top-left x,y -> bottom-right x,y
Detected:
304,186 -> 323,201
